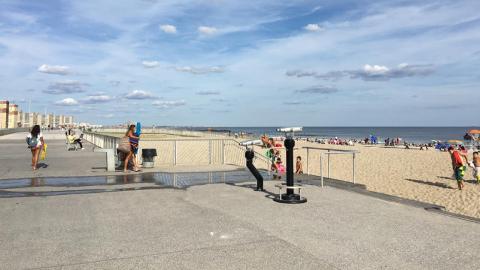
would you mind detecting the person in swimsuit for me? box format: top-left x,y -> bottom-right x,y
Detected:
124,124 -> 140,172
448,146 -> 469,190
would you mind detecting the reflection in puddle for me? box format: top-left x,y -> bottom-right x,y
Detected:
0,170 -> 270,197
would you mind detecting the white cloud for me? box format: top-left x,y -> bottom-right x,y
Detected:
82,95 -> 113,104
198,26 -> 218,35
55,98 -> 78,106
159,24 -> 177,34
363,64 -> 389,75
152,100 -> 186,109
142,61 -> 159,68
37,64 -> 70,75
125,90 -> 157,99
304,24 -> 322,32
175,66 -> 225,74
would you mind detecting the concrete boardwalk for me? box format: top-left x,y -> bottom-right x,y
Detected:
0,131 -> 240,180
0,132 -> 479,269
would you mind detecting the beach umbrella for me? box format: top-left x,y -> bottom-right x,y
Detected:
447,140 -> 463,144
468,129 -> 480,134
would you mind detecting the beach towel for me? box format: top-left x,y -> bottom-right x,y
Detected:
135,122 -> 142,136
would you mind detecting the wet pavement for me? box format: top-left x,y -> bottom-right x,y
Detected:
0,170 -> 271,198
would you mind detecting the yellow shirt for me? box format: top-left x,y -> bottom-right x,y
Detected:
67,135 -> 76,144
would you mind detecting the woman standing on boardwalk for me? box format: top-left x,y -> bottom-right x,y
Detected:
124,124 -> 140,172
26,125 -> 45,171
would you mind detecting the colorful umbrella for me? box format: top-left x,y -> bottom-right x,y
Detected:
468,129 -> 480,134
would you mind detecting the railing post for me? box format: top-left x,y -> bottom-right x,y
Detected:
222,140 -> 225,164
306,148 -> 309,175
208,140 -> 212,165
320,153 -> 324,187
173,140 -> 177,165
352,153 -> 356,184
327,149 -> 330,178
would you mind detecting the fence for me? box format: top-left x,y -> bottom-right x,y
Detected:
90,128 -> 230,138
304,147 -> 359,187
83,132 -> 271,170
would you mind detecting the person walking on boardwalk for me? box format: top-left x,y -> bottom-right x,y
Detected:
124,124 -> 140,172
26,125 -> 45,171
448,146 -> 469,190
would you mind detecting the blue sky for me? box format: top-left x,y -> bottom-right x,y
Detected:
0,0 -> 479,126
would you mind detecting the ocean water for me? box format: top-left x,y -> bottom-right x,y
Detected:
188,127 -> 476,143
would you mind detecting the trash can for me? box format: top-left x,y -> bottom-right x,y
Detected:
142,149 -> 157,168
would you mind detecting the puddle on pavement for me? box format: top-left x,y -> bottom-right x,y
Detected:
0,170 -> 271,197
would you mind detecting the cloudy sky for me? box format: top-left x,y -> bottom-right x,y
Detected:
1,0 -> 479,126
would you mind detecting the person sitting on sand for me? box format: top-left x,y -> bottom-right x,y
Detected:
448,146 -> 469,190
296,156 -> 304,174
469,152 -> 480,184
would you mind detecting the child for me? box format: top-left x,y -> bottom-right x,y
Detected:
275,158 -> 285,179
469,152 -> 480,184
448,146 -> 469,190
296,156 -> 304,174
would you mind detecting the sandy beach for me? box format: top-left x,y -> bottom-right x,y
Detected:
90,130 -> 480,219
271,140 -> 480,219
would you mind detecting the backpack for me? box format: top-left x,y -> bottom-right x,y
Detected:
27,136 -> 38,147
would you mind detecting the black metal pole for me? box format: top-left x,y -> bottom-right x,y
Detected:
245,149 -> 263,191
284,137 -> 295,195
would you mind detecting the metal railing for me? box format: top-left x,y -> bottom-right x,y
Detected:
304,147 -> 359,187
91,128 -> 229,138
83,131 -> 271,169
